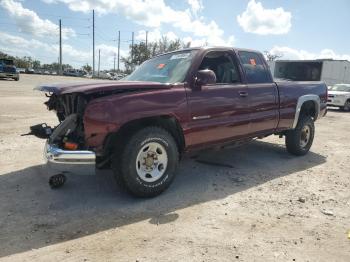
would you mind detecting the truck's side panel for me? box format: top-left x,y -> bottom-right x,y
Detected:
83,86 -> 189,153
184,83 -> 250,148
235,51 -> 279,136
247,82 -> 279,135
276,81 -> 328,129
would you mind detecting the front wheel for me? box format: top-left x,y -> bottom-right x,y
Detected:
342,100 -> 350,111
112,127 -> 179,197
285,116 -> 315,156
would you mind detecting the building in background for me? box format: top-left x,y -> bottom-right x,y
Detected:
268,59 -> 350,86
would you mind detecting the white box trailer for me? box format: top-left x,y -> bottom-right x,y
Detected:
268,59 -> 350,86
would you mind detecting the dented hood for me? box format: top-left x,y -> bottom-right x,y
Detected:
35,80 -> 172,95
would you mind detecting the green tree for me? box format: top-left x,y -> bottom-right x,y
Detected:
82,63 -> 92,72
32,60 -> 41,69
263,51 -> 283,61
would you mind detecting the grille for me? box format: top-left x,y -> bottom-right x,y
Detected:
2,66 -> 16,73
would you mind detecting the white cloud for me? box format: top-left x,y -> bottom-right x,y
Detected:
183,35 -> 235,47
0,0 -> 75,39
95,44 -> 129,69
0,31 -> 131,69
188,0 -> 203,16
237,0 -> 291,35
0,31 -> 88,64
42,0 -> 234,46
269,46 -> 350,61
135,30 -> 178,43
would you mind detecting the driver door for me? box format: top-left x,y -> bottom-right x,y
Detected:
185,50 -> 250,148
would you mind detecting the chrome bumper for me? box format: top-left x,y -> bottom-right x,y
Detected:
0,72 -> 18,78
44,142 -> 96,175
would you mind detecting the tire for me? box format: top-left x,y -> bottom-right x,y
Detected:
111,126 -> 179,197
285,116 -> 315,156
14,77 -> 19,81
343,100 -> 350,111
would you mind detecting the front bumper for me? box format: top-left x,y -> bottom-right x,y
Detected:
327,98 -> 345,107
44,142 -> 96,175
0,72 -> 18,78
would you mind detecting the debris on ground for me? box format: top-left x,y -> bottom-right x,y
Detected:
320,209 -> 335,216
298,197 -> 306,203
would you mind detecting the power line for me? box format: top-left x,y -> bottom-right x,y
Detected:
34,12 -> 90,21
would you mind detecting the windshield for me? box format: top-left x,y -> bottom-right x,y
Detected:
0,59 -> 14,66
329,84 -> 350,92
126,50 -> 197,84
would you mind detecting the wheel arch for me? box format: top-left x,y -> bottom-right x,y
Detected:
103,115 -> 186,158
292,95 -> 320,129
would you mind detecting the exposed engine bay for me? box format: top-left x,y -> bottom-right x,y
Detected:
23,93 -> 88,151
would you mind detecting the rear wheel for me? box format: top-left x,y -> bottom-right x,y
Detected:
111,127 -> 179,197
285,116 -> 315,156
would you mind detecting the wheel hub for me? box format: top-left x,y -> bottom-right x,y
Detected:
300,125 -> 311,148
136,142 -> 168,183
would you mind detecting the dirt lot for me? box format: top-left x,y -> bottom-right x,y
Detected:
0,74 -> 349,262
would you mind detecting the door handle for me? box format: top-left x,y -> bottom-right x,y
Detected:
238,91 -> 248,97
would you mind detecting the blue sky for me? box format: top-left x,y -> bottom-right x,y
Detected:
0,0 -> 349,69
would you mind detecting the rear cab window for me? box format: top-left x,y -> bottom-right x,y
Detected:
238,51 -> 270,83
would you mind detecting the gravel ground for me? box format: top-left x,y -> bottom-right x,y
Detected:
0,75 -> 349,262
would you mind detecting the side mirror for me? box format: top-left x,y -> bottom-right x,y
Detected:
195,69 -> 216,87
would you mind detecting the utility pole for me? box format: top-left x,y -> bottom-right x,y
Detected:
59,19 -> 62,75
131,31 -> 134,61
98,49 -> 100,77
92,9 -> 95,77
145,30 -> 148,59
117,30 -> 120,72
145,30 -> 148,49
113,53 -> 116,72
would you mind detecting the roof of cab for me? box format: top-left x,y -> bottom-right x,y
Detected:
154,46 -> 262,58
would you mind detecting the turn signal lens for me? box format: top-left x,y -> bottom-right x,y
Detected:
64,142 -> 78,150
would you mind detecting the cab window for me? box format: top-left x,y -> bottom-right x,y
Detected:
199,51 -> 241,84
238,51 -> 270,83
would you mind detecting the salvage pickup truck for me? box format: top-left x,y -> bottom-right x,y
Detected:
29,47 -> 327,197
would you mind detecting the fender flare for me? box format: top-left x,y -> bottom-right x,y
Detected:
292,94 -> 320,129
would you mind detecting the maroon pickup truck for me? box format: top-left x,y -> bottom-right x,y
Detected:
30,47 -> 327,197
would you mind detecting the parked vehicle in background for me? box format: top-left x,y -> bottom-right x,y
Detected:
108,72 -> 118,80
25,68 -> 35,74
0,58 -> 19,81
268,59 -> 350,86
63,69 -> 86,77
29,47 -> 327,197
327,84 -> 350,111
17,68 -> 26,73
96,71 -> 111,79
84,72 -> 93,78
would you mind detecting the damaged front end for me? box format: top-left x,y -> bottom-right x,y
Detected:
28,91 -> 96,176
